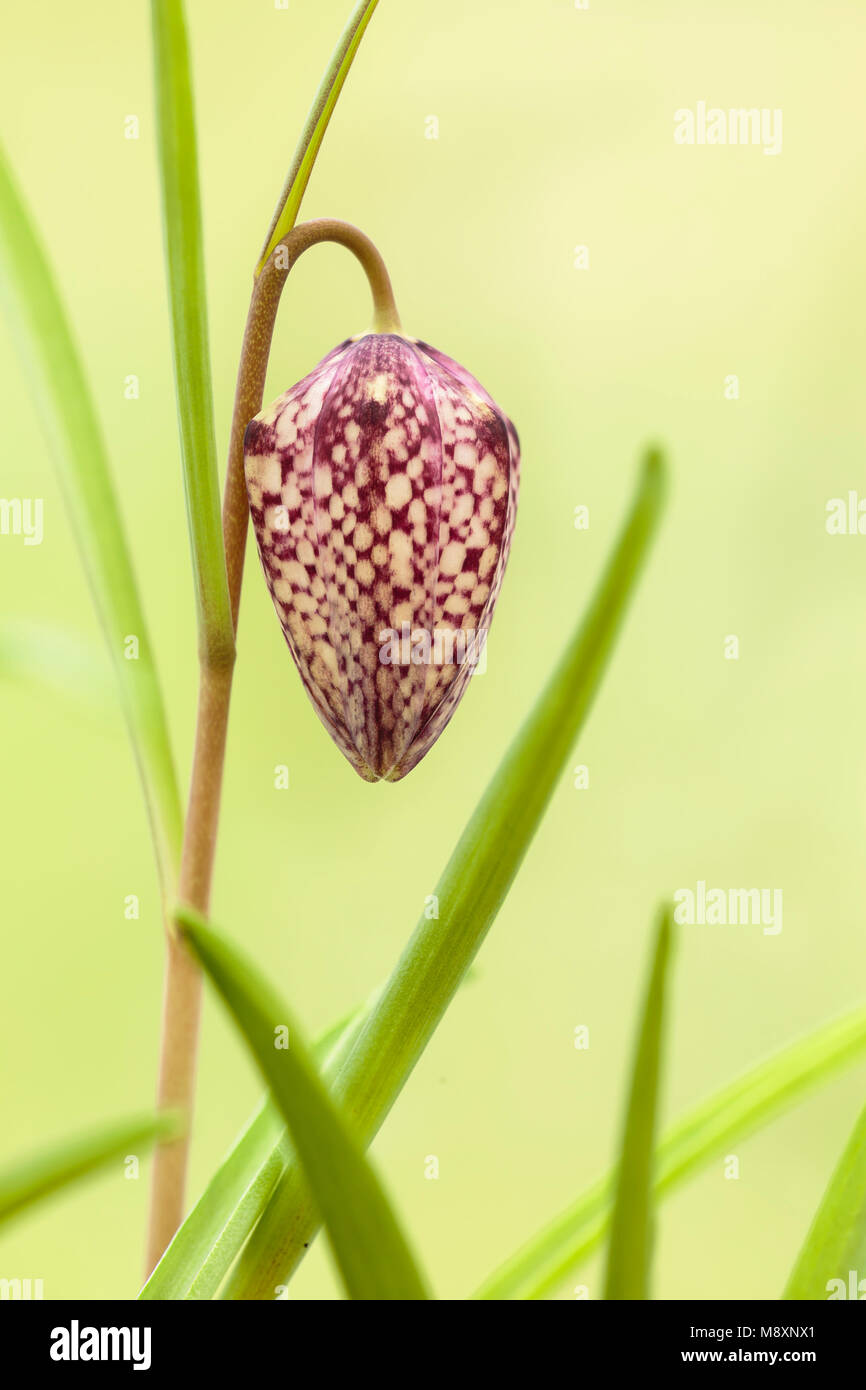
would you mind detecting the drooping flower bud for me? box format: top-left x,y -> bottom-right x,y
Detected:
244,333 -> 519,781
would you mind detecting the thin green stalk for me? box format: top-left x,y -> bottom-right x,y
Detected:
603,907 -> 674,1300
0,145 -> 183,896
151,0 -> 233,664
784,1100 -> 866,1300
146,0 -> 236,1275
0,1114 -> 180,1227
255,0 -> 381,275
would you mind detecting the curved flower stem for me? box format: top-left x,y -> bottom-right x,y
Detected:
223,219 -> 401,625
144,220 -> 399,1276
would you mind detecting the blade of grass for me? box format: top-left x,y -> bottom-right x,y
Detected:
178,908 -> 429,1300
139,1001 -> 370,1300
150,0 -> 232,663
145,1100 -> 286,1302
0,1114 -> 179,1227
143,971 -> 483,1298
224,447 -> 667,1298
476,1001 -> 866,1300
0,145 -> 183,895
603,906 -> 674,1300
146,0 -> 241,1269
255,0 -> 380,276
783,1100 -> 866,1299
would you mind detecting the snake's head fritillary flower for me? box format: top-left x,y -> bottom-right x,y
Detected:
243,333 -> 520,782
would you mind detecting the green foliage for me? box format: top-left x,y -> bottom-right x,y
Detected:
604,907 -> 674,1300
477,1002 -> 866,1299
150,0 -> 232,661
256,1 -> 381,274
139,1004 -> 368,1299
179,909 -> 429,1300
223,449 -> 667,1298
0,145 -> 183,894
0,1115 -> 179,1227
784,1100 -> 866,1300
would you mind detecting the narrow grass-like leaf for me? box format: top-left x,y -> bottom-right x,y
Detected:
139,1002 -> 369,1300
255,0 -> 380,275
0,147 -> 183,893
150,0 -> 232,660
141,1099 -> 286,1301
603,906 -> 674,1300
783,1100 -> 866,1299
476,1001 -> 866,1300
225,448 -> 667,1298
0,619 -> 113,711
0,1114 -> 179,1227
178,909 -> 429,1300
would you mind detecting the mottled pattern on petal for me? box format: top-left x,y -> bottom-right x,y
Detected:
307,334 -> 444,777
244,340 -> 363,772
244,333 -> 520,782
385,341 -> 517,779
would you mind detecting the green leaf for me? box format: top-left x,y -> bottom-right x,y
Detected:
150,0 -> 233,661
178,909 -> 429,1300
476,1001 -> 866,1300
0,1114 -> 179,1227
140,1099 -> 286,1301
783,1100 -> 866,1300
603,906 -> 674,1300
224,447 -> 667,1298
0,145 -> 183,895
138,1002 -> 370,1300
0,619 -> 114,711
255,0 -> 381,275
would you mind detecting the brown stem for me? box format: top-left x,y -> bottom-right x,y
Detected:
144,657 -> 233,1275
224,218 -> 401,623
143,219 -> 400,1279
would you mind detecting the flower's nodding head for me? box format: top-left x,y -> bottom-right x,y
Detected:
244,333 -> 519,781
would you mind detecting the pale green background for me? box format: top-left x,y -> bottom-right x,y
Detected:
1,0 -> 865,1300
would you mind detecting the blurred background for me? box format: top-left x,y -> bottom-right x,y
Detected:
1,0 -> 865,1299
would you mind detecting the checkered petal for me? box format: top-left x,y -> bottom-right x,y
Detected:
244,333 -> 520,781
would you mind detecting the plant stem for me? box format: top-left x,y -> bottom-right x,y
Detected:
144,219 -> 399,1277
225,219 -> 400,625
145,658 -> 233,1275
